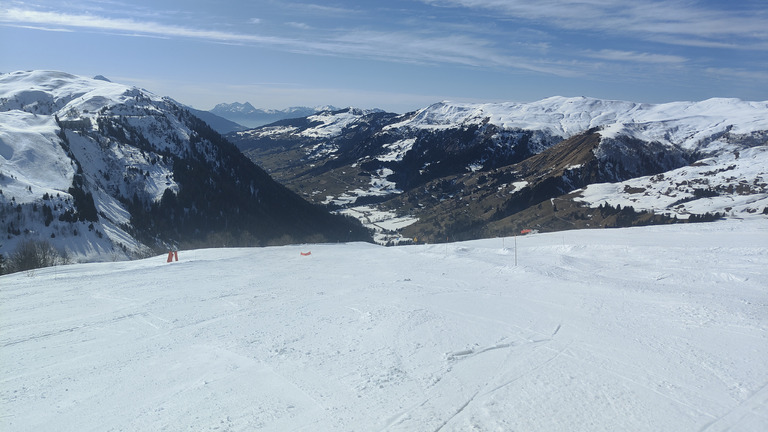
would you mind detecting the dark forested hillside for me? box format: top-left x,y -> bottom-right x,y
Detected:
123,112 -> 370,248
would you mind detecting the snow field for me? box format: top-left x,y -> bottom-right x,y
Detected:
577,145 -> 768,219
1,220 -> 767,431
0,111 -> 75,203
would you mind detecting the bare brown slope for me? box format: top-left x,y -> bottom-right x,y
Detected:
392,129 -> 673,242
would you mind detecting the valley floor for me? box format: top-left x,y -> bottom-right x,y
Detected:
2,220 -> 767,431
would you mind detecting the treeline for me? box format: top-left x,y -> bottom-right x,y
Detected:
597,202 -> 723,227
0,239 -> 69,275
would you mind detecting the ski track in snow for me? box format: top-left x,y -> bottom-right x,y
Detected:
1,220 -> 767,431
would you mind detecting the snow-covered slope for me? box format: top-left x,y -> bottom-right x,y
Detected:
0,110 -> 74,201
2,220 -> 767,431
576,145 -> 768,219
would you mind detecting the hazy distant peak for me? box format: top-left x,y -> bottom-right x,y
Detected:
212,101 -> 257,113
210,103 -> 345,127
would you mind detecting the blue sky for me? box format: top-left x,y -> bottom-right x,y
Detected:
1,0 -> 766,112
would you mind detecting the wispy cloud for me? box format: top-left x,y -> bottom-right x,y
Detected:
0,8 -> 285,44
298,3 -> 360,16
10,1 -> 757,83
0,6 -> 570,75
705,67 -> 768,82
584,49 -> 687,64
300,29 -> 580,76
4,23 -> 74,33
421,0 -> 768,50
286,22 -> 311,30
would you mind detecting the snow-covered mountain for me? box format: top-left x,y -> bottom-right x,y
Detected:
0,71 -> 369,263
229,97 -> 767,243
210,102 -> 342,128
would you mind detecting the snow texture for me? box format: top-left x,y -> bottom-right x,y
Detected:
2,220 -> 767,431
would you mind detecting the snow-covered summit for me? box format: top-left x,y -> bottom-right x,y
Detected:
212,101 -> 258,114
1,72 -> 140,202
389,96 -> 768,150
0,70 -> 186,200
386,97 -> 645,134
302,108 -> 383,138
0,71 -> 177,260
0,70 -> 167,117
235,107 -> 383,140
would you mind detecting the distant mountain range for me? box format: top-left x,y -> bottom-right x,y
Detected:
227,98 -> 768,244
0,71 -> 369,263
185,106 -> 248,134
2,70 -> 765,262
210,102 -> 342,128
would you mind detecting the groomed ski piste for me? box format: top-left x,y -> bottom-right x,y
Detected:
2,220 -> 767,431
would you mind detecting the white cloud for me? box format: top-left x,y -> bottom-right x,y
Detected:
421,0 -> 768,50
296,29 -> 579,76
299,3 -> 360,16
286,22 -> 310,30
705,67 -> 768,82
3,23 -> 74,33
0,8 -> 280,44
0,6 -> 575,76
584,49 -> 687,64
